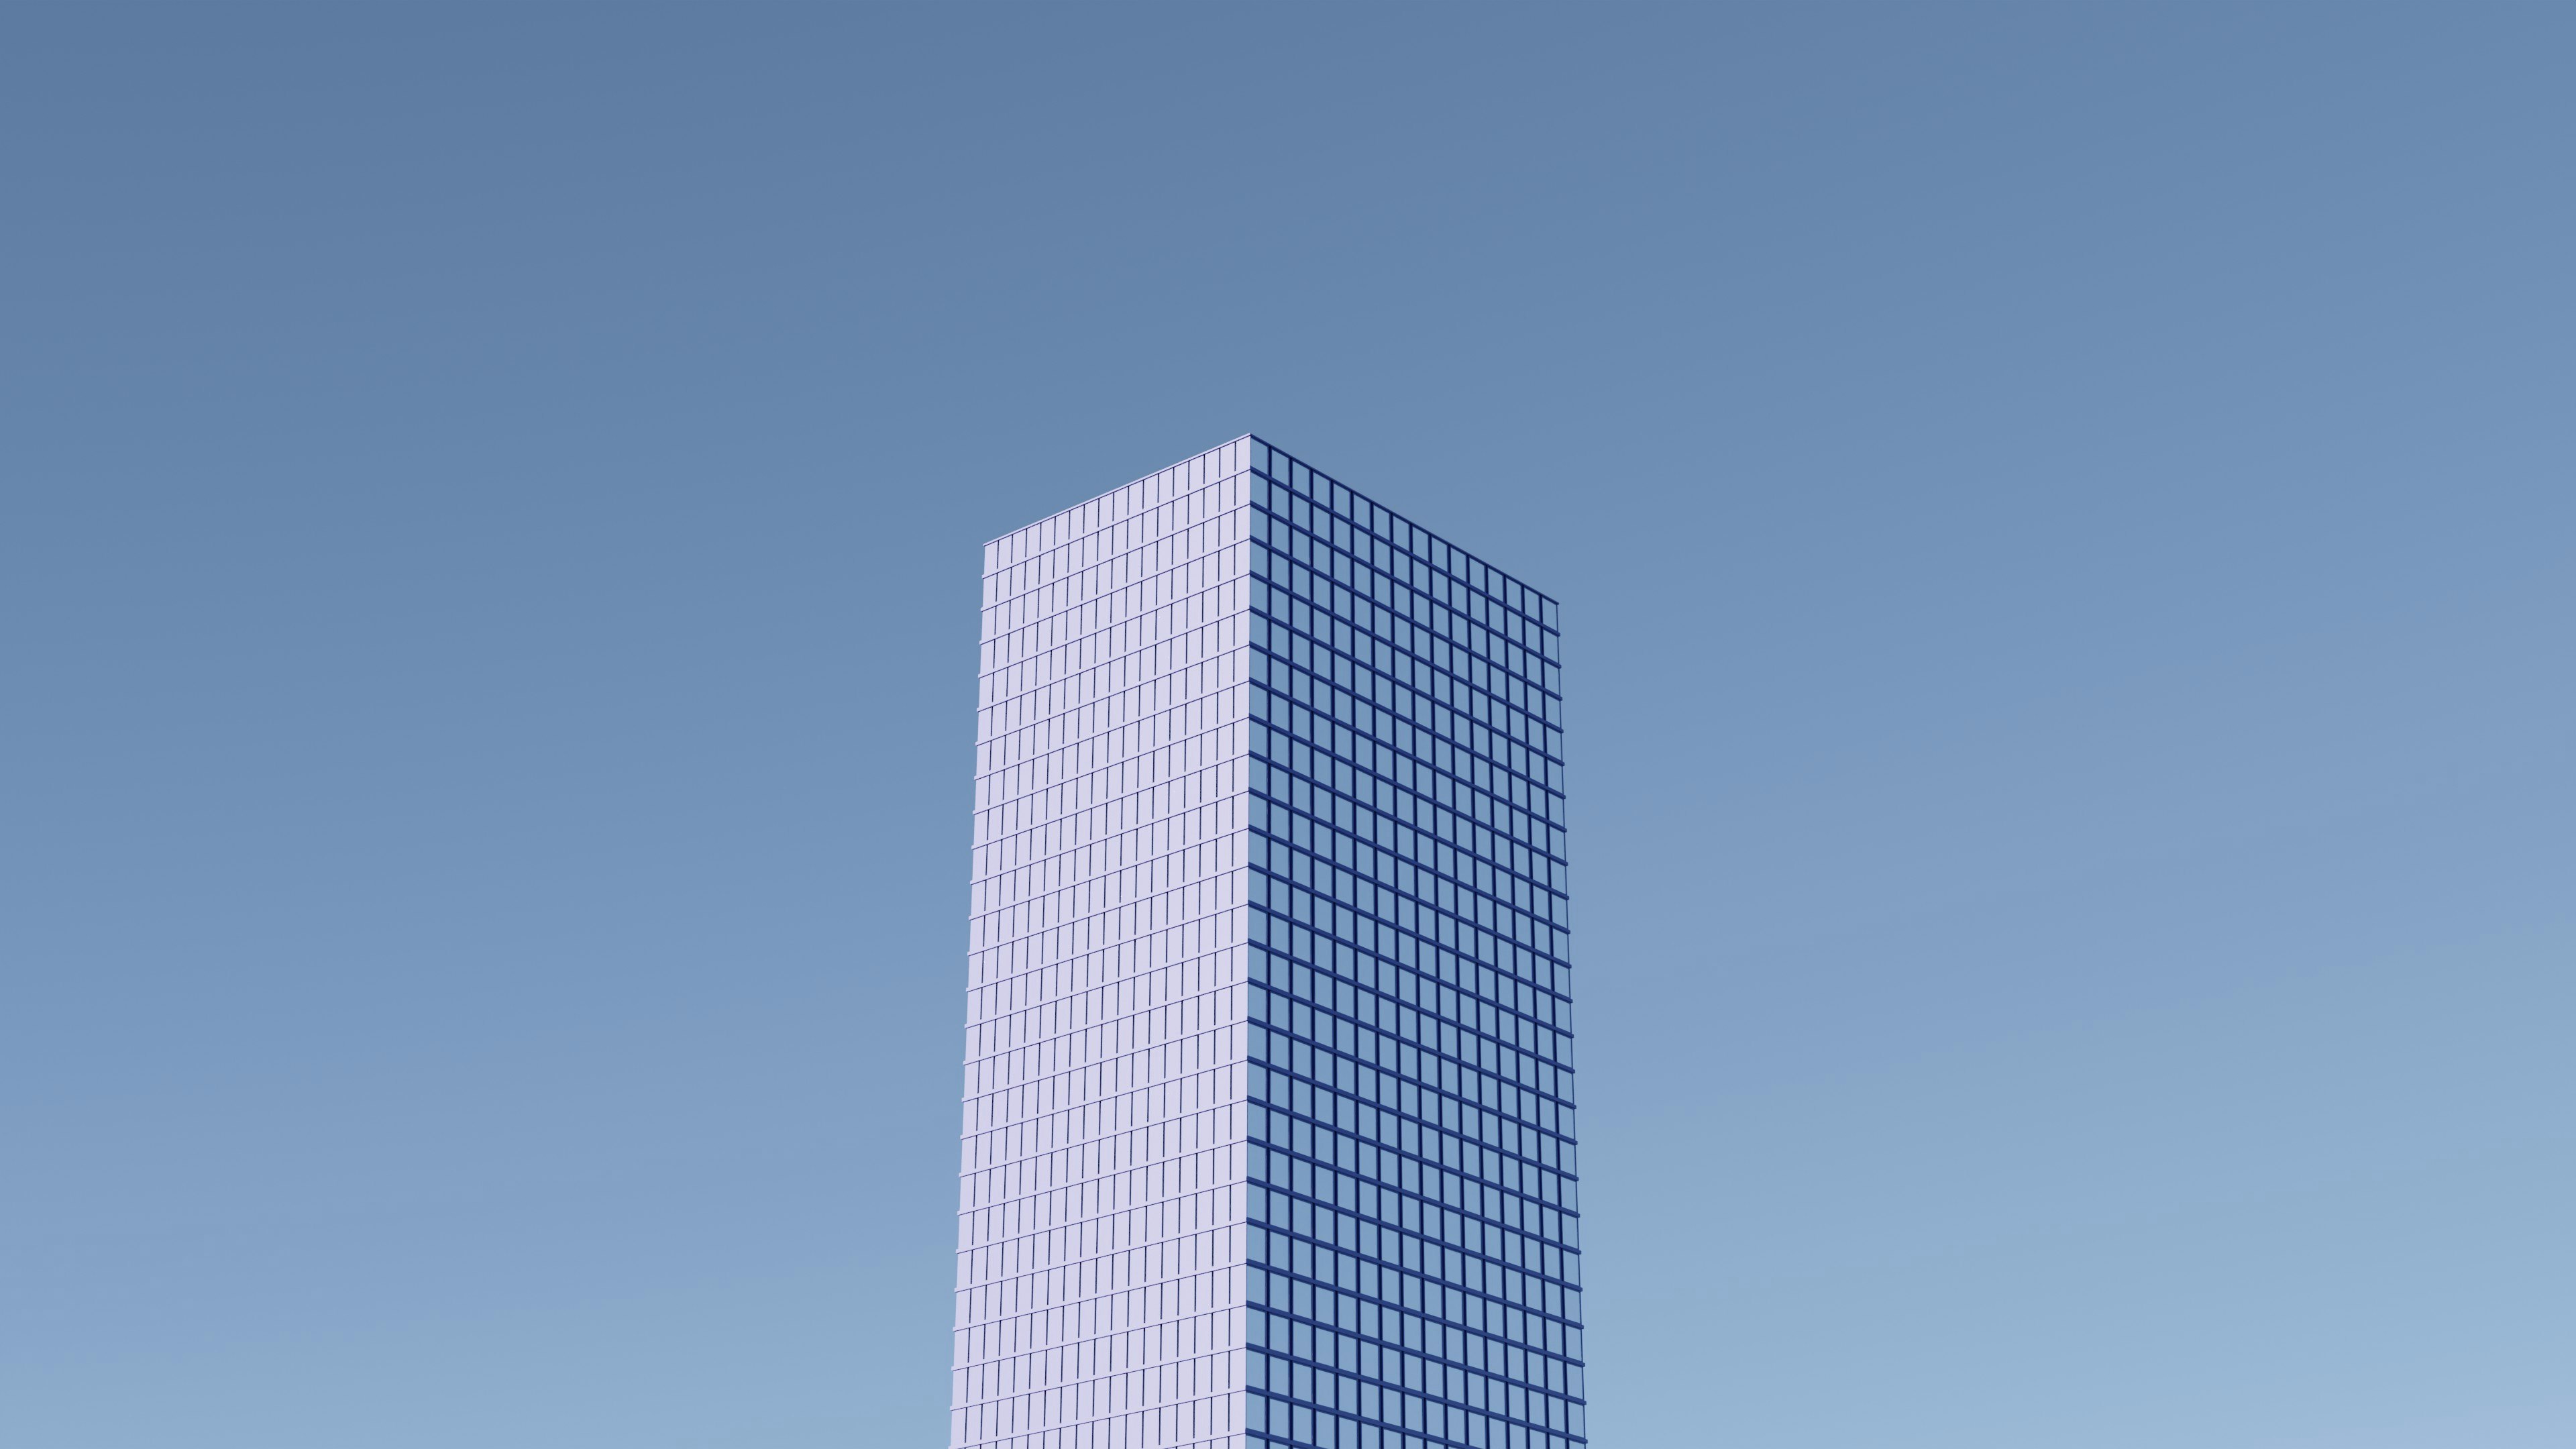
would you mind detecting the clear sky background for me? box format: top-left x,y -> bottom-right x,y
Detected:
3,5 -> 2569,1447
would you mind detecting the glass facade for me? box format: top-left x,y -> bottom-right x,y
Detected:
1240,440 -> 1580,1449
958,437 -> 1577,1449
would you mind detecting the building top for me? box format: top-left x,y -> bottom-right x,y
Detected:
983,433 -> 1560,632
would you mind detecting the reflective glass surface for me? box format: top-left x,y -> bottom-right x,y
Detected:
1240,438 -> 1582,1449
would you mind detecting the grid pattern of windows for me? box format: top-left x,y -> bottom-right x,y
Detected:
1238,439 -> 1582,1449
957,439 -> 1259,1449
957,436 -> 1579,1449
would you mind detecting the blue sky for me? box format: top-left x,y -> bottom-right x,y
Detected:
3,5 -> 2569,1446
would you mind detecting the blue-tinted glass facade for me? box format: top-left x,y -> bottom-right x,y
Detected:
1238,438 -> 1582,1449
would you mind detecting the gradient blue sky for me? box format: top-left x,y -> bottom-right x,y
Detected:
4,5 -> 2569,1447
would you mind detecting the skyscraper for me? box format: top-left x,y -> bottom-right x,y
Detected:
957,437 -> 1582,1449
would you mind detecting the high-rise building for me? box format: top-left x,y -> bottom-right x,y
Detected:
957,437 -> 1582,1449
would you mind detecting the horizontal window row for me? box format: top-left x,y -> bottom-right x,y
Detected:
973,861 -> 1238,963
972,714 -> 1246,845
1255,565 -> 1554,700
1260,590 -> 1557,782
1256,824 -> 1556,949
962,928 -> 1234,1043
959,1035 -> 1235,1144
1258,743 -> 1556,859
985,449 -> 1240,580
975,657 -> 1243,793
1250,1225 -> 1582,1360
1258,1044 -> 1574,1208
1246,1294 -> 1585,1431
1262,835 -> 1566,959
973,794 -> 1236,893
984,470 -> 1239,583
1260,751 -> 1560,897
1258,1168 -> 1574,1275
1246,1271 -> 1584,1438
958,1217 -> 1230,1299
973,629 -> 1246,759
1259,1061 -> 1574,1179
1252,1402 -> 1584,1449
1251,909 -> 1572,1065
955,1177 -> 1236,1261
1258,657 -> 1559,820
1265,711 -> 1556,840
1248,440 -> 1557,634
955,1132 -> 1234,1215
1252,1099 -> 1580,1250
979,559 -> 1240,683
973,830 -> 1232,918
1257,622 -> 1559,785
1255,937 -> 1570,1082
1260,863 -> 1564,993
1254,527 -> 1557,689
1250,1216 -> 1578,1335
1258,577 -> 1560,739
1251,531 -> 1554,660
1253,959 -> 1573,1106
981,521 -> 1246,665
1260,827 -> 1562,947
1247,1344 -> 1578,1446
1252,1143 -> 1576,1286
1263,810 -> 1560,945
1259,874 -> 1568,1001
1253,1093 -> 1575,1227
1256,696 -> 1561,860
956,1307 -> 1232,1416
1268,925 -> 1566,1030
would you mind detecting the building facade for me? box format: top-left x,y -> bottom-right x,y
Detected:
959,437 -> 1582,1449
